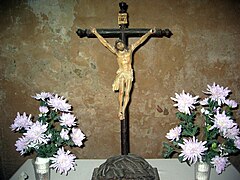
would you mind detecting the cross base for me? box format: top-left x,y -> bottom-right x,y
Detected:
91,154 -> 160,180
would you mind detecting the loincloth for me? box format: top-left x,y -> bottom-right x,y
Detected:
112,69 -> 133,91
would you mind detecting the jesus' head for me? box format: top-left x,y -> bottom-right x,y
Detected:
115,39 -> 127,51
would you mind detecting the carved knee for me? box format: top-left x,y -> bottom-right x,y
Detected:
119,90 -> 124,96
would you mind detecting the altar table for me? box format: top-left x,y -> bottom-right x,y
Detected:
10,158 -> 240,180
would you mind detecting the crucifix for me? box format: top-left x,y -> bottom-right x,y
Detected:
76,2 -> 172,156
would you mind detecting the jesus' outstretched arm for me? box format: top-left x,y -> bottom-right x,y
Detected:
130,28 -> 156,51
90,28 -> 116,54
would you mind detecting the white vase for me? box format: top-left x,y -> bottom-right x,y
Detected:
33,157 -> 50,180
195,161 -> 211,180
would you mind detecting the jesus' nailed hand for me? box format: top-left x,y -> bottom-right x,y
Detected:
90,27 -> 156,120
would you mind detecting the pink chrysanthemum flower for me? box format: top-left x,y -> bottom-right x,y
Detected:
166,125 -> 182,142
178,137 -> 207,164
15,136 -> 29,155
211,156 -> 229,174
59,113 -> 76,127
210,110 -> 236,134
70,128 -> 85,147
47,94 -> 71,112
225,99 -> 238,108
10,112 -> 33,131
50,147 -> 76,175
171,90 -> 199,115
23,121 -> 50,147
32,92 -> 53,101
234,138 -> 240,149
223,125 -> 240,140
203,83 -> 231,106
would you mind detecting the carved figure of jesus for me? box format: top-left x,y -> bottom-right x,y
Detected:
91,28 -> 155,120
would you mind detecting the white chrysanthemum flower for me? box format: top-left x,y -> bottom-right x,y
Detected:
47,94 -> 72,112
234,138 -> 240,149
60,113 -> 76,127
211,156 -> 229,174
50,147 -> 76,175
178,137 -> 207,164
171,90 -> 199,115
32,92 -> 53,101
201,108 -> 210,115
166,125 -> 182,142
225,99 -> 238,108
24,121 -> 50,147
200,98 -> 209,106
39,106 -> 49,114
223,125 -> 240,140
60,129 -> 70,140
10,112 -> 33,131
203,83 -> 231,106
70,128 -> 85,147
210,110 -> 236,134
15,136 -> 29,155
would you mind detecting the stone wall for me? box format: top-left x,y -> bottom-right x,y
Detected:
0,0 -> 240,179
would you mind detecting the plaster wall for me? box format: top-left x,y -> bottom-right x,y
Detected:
0,0 -> 240,179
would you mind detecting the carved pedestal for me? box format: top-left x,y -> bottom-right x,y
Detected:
91,154 -> 160,180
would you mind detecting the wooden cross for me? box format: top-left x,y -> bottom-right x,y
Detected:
76,1 -> 172,155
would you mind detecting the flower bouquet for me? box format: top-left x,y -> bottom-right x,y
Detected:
10,92 -> 86,175
163,83 -> 240,175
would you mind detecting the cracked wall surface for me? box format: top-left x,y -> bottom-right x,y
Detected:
0,0 -> 240,179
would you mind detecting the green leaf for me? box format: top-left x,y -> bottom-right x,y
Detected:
36,143 -> 58,158
191,126 -> 199,136
40,100 -> 47,107
178,155 -> 184,163
182,125 -> 199,137
172,140 -> 179,147
162,142 -> 175,158
222,139 -> 239,155
204,150 -> 219,163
